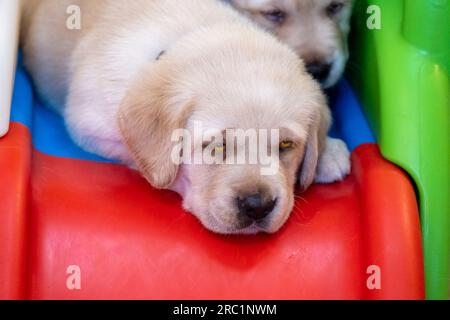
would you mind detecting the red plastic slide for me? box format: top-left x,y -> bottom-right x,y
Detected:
1,122 -> 424,299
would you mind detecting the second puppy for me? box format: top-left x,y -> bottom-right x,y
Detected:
228,0 -> 355,88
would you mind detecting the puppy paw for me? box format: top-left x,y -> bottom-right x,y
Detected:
315,137 -> 351,183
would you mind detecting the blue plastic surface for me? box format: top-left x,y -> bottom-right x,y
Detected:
328,80 -> 376,151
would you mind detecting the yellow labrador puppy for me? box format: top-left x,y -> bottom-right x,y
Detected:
21,0 -> 350,234
227,0 -> 354,88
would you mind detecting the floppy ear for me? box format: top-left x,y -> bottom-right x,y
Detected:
118,69 -> 194,189
299,105 -> 330,190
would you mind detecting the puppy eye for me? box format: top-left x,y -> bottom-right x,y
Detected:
279,140 -> 294,152
326,2 -> 344,16
203,141 -> 227,161
263,9 -> 286,24
214,142 -> 227,161
215,142 -> 225,154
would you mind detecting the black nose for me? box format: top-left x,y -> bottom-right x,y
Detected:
237,194 -> 277,221
305,62 -> 332,83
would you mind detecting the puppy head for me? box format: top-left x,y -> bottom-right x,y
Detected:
118,38 -> 330,234
229,0 -> 354,88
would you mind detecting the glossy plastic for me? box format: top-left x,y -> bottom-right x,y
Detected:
349,0 -> 450,299
0,124 -> 424,299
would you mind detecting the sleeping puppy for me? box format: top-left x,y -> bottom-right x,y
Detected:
227,0 -> 354,88
21,0 -> 350,234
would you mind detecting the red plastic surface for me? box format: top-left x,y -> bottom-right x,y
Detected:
0,122 -> 424,299
0,123 -> 30,300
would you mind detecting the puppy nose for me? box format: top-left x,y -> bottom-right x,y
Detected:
238,194 -> 277,221
305,62 -> 332,83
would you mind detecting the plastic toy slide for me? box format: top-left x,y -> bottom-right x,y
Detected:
0,0 -> 433,300
349,0 -> 449,300
0,54 -> 425,299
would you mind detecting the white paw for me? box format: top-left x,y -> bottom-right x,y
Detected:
315,137 -> 351,183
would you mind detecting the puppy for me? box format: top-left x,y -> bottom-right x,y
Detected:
21,0 -> 350,234
227,0 -> 354,88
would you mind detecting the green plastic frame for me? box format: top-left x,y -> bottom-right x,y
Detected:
348,0 -> 449,299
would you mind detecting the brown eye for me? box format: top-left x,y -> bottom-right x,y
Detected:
214,142 -> 227,161
215,142 -> 225,154
263,9 -> 286,24
279,140 -> 294,152
203,140 -> 227,162
326,2 -> 344,16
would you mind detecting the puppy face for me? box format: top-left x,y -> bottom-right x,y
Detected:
119,36 -> 330,234
229,0 -> 354,88
176,107 -> 319,234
